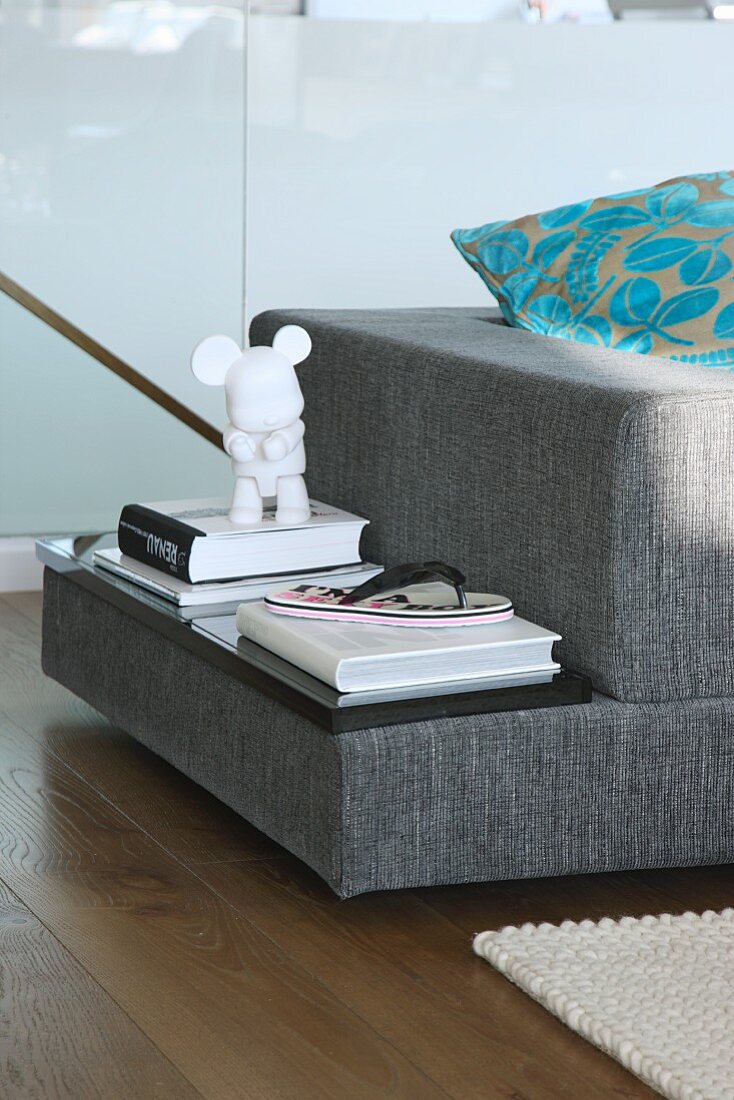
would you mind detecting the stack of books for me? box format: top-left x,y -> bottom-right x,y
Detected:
93,495 -> 589,717
236,597 -> 564,696
94,498 -> 382,609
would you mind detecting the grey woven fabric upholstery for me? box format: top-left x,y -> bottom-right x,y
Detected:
42,571 -> 344,889
251,307 -> 734,703
41,309 -> 734,896
43,570 -> 734,897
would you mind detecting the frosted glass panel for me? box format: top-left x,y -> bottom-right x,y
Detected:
246,16 -> 733,323
0,0 -> 245,536
0,295 -> 231,536
1,1 -> 245,424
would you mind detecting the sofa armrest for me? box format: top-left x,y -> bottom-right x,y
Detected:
251,307 -> 734,703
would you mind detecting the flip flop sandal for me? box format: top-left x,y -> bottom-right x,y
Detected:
264,560 -> 514,627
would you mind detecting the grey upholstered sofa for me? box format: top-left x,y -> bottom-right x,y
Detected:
253,307 -> 734,887
43,307 -> 734,896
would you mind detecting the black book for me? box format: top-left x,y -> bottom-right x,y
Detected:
118,497 -> 368,584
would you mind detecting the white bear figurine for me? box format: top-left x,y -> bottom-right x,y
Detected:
191,325 -> 312,527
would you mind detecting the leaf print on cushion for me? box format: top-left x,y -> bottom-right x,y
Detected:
720,178 -> 734,196
654,287 -> 719,329
537,201 -> 592,229
579,206 -> 653,232
606,187 -> 654,200
645,182 -> 699,222
566,232 -> 620,303
574,315 -> 612,347
673,347 -> 734,365
680,247 -> 732,286
615,331 -> 655,354
611,278 -> 661,326
532,230 -> 575,272
526,294 -> 572,332
713,302 -> 734,340
501,271 -> 539,312
624,237 -> 697,272
685,202 -> 734,228
476,229 -> 529,275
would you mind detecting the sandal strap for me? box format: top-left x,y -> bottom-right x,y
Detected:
338,560 -> 468,609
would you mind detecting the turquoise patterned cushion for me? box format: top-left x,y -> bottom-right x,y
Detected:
452,172 -> 734,365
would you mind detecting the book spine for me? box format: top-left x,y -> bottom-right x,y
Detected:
118,505 -> 202,583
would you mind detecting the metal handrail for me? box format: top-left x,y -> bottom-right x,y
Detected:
0,271 -> 224,451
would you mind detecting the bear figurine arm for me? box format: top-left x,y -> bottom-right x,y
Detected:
263,419 -> 305,462
223,423 -> 256,462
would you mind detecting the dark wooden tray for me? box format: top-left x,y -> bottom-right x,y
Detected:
38,535 -> 593,734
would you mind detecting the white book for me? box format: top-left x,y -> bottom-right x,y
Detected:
118,497 -> 368,584
93,548 -> 383,608
236,598 -> 561,692
338,669 -> 557,707
199,614 -> 558,705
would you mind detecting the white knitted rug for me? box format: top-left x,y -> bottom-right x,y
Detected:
474,909 -> 734,1100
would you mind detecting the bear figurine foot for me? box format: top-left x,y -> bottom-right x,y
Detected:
275,506 -> 311,526
229,505 -> 263,527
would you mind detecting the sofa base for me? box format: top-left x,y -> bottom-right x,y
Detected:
42,569 -> 734,897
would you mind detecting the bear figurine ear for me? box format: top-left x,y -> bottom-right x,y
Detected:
272,325 -> 312,366
191,335 -> 241,386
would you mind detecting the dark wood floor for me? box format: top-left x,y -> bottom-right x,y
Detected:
2,593 -> 732,1099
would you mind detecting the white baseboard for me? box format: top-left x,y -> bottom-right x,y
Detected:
0,537 -> 44,593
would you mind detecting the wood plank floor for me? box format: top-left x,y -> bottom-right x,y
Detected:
1,591 -> 732,1100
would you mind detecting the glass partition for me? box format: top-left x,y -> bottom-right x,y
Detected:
0,0 -> 246,537
0,293 -> 231,536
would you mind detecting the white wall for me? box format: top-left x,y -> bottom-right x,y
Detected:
247,16 -> 734,322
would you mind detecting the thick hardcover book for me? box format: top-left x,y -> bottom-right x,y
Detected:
118,504 -> 201,582
199,615 -> 590,732
236,599 -> 561,693
117,498 -> 368,584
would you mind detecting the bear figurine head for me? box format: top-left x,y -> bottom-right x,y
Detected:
191,325 -> 312,434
